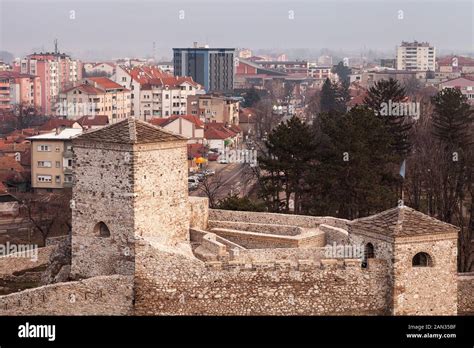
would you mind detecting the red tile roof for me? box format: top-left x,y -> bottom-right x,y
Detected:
77,115 -> 109,128
87,77 -> 126,90
204,127 -> 231,140
0,71 -> 36,79
142,76 -> 200,89
187,143 -> 206,158
62,84 -> 104,95
38,118 -> 77,131
437,56 -> 474,67
0,156 -> 25,172
204,123 -> 238,140
123,65 -> 201,89
148,118 -> 169,127
149,115 -> 204,128
126,65 -> 171,84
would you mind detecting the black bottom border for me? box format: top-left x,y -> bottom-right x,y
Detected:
0,315 -> 472,346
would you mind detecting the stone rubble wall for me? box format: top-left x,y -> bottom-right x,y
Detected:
393,237 -> 458,315
0,217 -> 41,246
230,246 -> 328,263
200,233 -> 228,257
0,246 -> 55,276
318,224 -> 350,244
0,275 -> 133,315
189,197 -> 209,230
457,273 -> 474,315
210,227 -> 325,249
72,143 -> 136,278
133,142 -> 189,248
134,240 -> 391,316
208,220 -> 302,236
209,209 -> 350,230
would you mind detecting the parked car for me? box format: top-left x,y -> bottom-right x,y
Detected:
218,158 -> 229,164
194,172 -> 206,180
203,169 -> 215,176
188,176 -> 200,184
188,182 -> 198,190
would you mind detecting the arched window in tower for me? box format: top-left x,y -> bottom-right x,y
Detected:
361,243 -> 375,268
365,243 -> 375,259
412,252 -> 433,267
94,221 -> 111,238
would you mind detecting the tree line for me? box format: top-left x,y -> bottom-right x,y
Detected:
247,77 -> 473,271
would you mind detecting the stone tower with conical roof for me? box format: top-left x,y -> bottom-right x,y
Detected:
70,118 -> 190,278
350,205 -> 459,315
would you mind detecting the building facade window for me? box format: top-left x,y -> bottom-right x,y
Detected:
37,145 -> 51,152
37,175 -> 52,182
38,161 -> 52,168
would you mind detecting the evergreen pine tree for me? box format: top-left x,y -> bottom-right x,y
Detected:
364,78 -> 413,156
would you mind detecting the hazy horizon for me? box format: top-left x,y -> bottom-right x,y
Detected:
1,0 -> 472,61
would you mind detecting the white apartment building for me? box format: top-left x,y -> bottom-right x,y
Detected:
396,41 -> 436,71
114,65 -> 204,121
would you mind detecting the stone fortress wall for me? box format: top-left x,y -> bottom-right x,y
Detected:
134,238 -> 391,315
0,119 -> 472,316
0,275 -> 133,315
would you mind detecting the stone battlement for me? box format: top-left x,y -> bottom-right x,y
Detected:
204,257 -> 381,272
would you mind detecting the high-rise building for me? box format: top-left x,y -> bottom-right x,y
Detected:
0,71 -> 42,111
396,41 -> 435,71
173,45 -> 235,93
17,52 -> 82,115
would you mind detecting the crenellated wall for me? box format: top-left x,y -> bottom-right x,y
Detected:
134,240 -> 391,316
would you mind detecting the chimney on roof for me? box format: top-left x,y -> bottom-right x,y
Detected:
193,42 -> 198,48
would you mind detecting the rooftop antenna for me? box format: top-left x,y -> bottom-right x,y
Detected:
54,39 -> 58,54
153,41 -> 156,62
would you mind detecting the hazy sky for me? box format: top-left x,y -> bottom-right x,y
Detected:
1,0 -> 473,60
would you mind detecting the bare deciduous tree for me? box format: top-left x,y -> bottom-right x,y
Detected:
17,189 -> 72,246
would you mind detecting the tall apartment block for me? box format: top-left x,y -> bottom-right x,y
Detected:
0,71 -> 42,112
17,52 -> 82,115
396,41 -> 436,71
173,44 -> 235,93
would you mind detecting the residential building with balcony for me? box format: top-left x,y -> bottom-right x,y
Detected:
396,41 -> 436,71
0,71 -> 41,112
187,94 -> 240,125
59,77 -> 131,122
114,65 -> 203,121
17,52 -> 82,115
149,115 -> 204,144
28,128 -> 83,192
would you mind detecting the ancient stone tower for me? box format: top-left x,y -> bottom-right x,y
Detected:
350,206 -> 459,315
70,118 -> 189,278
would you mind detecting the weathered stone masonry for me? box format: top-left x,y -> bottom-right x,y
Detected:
0,118 -> 471,316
